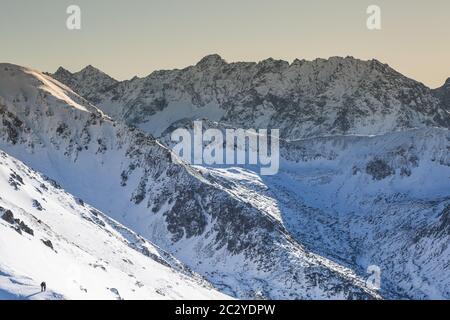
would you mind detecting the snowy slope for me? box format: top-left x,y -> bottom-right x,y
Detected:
0,149 -> 229,300
157,119 -> 450,299
279,128 -> 450,299
206,127 -> 450,298
0,63 -> 379,299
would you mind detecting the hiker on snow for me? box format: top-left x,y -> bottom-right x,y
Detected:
40,282 -> 46,292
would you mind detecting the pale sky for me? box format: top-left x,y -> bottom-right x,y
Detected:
0,0 -> 449,88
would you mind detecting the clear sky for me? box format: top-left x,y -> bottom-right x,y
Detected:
0,0 -> 449,88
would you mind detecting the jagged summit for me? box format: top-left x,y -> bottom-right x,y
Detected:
54,64 -> 114,78
196,54 -> 227,67
51,55 -> 450,138
54,66 -> 72,76
80,64 -> 98,72
53,55 -> 411,88
193,55 -> 391,72
51,64 -> 118,104
433,77 -> 450,111
76,64 -> 115,78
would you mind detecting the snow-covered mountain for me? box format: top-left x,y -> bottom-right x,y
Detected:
0,149 -> 229,300
0,63 -> 380,299
2,56 -> 449,299
156,118 -> 450,299
52,55 -> 450,139
264,128 -> 450,299
48,56 -> 450,300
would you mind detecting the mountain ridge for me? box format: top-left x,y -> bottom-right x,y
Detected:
51,55 -> 450,139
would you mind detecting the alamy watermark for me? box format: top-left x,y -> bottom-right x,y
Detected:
367,5 -> 381,30
65,5 -> 381,32
171,121 -> 280,175
66,5 -> 81,30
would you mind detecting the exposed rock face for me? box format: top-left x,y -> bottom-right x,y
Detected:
433,78 -> 450,112
1,209 -> 15,224
366,159 -> 394,181
41,239 -> 54,250
53,65 -> 118,104
1,207 -> 34,235
32,199 -> 44,211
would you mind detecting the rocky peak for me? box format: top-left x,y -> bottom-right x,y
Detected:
48,57 -> 450,139
51,65 -> 118,103
257,58 -> 290,72
54,66 -> 72,77
195,54 -> 227,68
75,65 -> 116,82
78,65 -> 103,75
433,77 -> 450,111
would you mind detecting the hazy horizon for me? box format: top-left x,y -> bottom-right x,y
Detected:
1,0 -> 449,88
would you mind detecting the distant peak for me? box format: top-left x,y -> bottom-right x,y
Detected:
291,58 -> 306,65
79,65 -> 103,74
258,57 -> 289,67
196,54 -> 226,67
54,66 -> 72,76
75,65 -> 117,82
